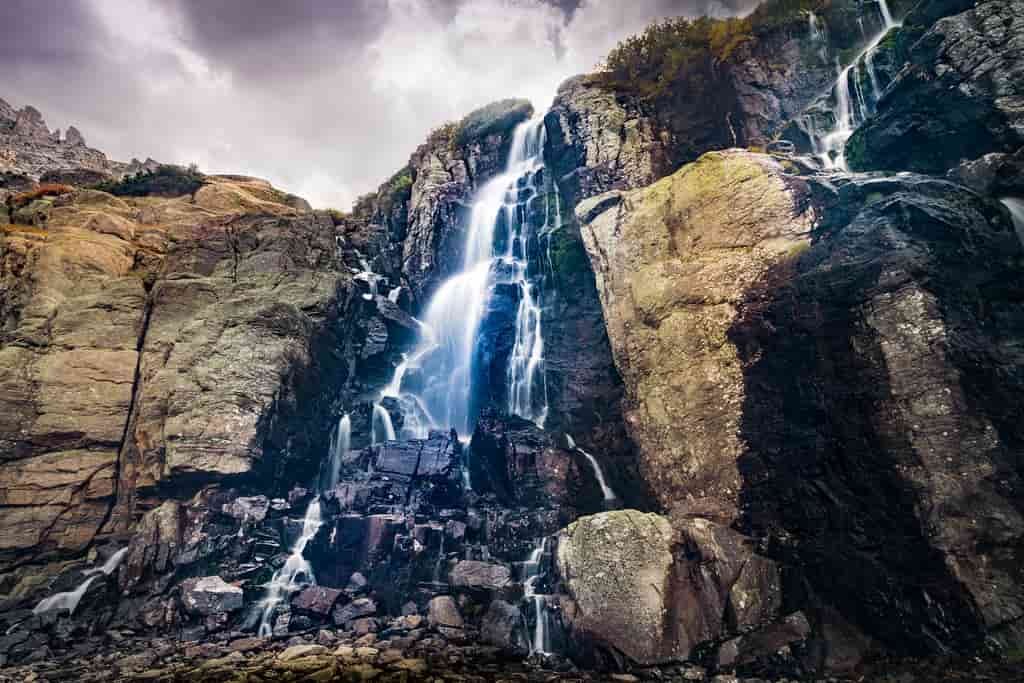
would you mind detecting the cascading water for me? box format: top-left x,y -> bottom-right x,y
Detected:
566,435 -> 617,504
322,413 -> 350,491
371,403 -> 396,445
379,116 -> 553,438
802,0 -> 898,169
522,537 -> 551,655
1001,198 -> 1024,244
256,498 -> 323,637
33,547 -> 128,616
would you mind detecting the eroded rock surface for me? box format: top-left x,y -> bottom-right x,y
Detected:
577,148 -> 1024,662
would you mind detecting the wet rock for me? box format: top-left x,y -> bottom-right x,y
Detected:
947,149 -> 1024,196
847,0 -> 1024,173
291,586 -> 343,617
448,560 -> 511,592
480,600 -> 528,654
332,597 -> 377,627
179,576 -> 243,616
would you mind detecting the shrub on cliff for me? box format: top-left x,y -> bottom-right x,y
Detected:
93,164 -> 205,198
597,0 -> 826,100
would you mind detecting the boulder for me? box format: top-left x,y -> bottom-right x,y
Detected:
332,597 -> 377,627
221,496 -> 270,524
180,576 -> 243,616
448,560 -> 511,592
291,586 -> 343,617
427,595 -> 464,634
480,600 -> 527,654
556,511 -> 677,665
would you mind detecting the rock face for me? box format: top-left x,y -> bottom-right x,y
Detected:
347,98 -> 533,306
0,98 -> 120,183
0,177 -> 364,567
847,0 -> 1024,173
577,151 -> 813,517
576,149 -> 1024,660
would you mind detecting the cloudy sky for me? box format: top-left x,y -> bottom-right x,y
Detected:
1,0 -> 754,209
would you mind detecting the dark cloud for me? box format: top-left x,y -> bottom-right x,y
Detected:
0,0 -> 106,67
168,0 -> 389,78
0,0 -> 757,208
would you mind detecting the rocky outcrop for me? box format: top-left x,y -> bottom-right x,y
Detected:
0,177 -> 367,568
576,148 -> 1024,663
348,99 -> 533,305
0,98 -> 120,184
557,510 -> 783,667
846,0 -> 1024,173
577,151 -> 813,518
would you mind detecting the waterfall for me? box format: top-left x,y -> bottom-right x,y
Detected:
566,435 -> 617,503
81,546 -> 128,577
878,0 -> 895,28
523,537 -> 551,655
322,414 -> 350,491
1001,198 -> 1024,245
379,116 -> 552,438
371,403 -> 396,445
808,11 -> 825,42
256,498 -> 323,637
355,257 -> 383,301
803,3 -> 899,170
34,547 -> 128,616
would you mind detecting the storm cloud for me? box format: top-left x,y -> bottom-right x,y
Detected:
0,0 -> 756,208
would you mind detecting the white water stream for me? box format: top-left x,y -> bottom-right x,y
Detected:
802,0 -> 898,169
256,498 -> 323,637
34,547 -> 128,616
523,537 -> 551,654
566,434 -> 617,503
378,116 -> 553,439
1001,198 -> 1024,245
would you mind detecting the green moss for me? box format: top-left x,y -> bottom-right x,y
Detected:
845,128 -> 869,170
548,221 -> 591,291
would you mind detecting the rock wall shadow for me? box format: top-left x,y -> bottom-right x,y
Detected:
725,196 -> 1012,655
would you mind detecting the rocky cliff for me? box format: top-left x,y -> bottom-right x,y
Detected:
0,177 -> 367,570
0,98 -> 156,188
571,149 -> 1024,671
2,0 -> 1024,678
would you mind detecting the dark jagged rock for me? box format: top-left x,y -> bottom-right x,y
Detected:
846,0 -> 1024,173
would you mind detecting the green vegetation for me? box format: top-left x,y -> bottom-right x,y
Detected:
596,0 -> 826,102
353,165 -> 413,218
452,99 -> 532,149
93,164 -> 206,198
